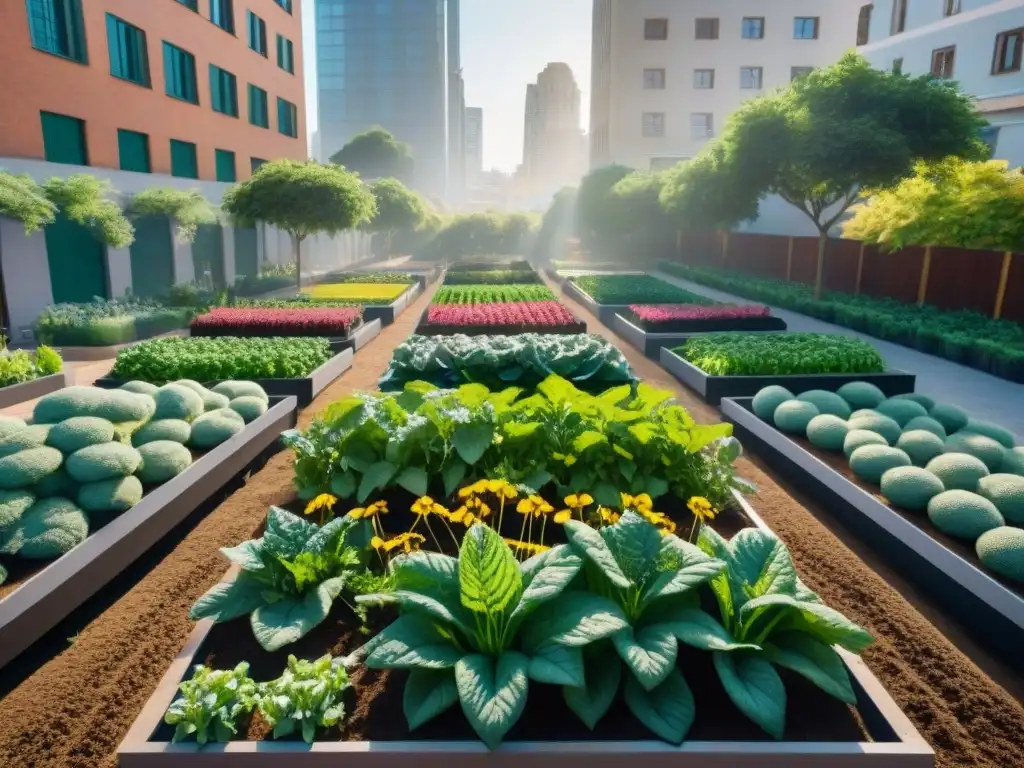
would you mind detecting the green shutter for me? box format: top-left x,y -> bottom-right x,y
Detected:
277,98 -> 297,138
118,129 -> 150,172
41,111 -> 88,165
247,11 -> 266,55
234,226 -> 259,280
106,14 -> 150,86
215,149 -> 236,182
276,34 -> 293,73
163,42 -> 198,104
170,139 -> 198,179
176,0 -> 199,10
45,213 -> 109,303
130,216 -> 175,298
210,0 -> 234,34
27,0 -> 88,62
209,65 -> 237,116
248,84 -> 268,128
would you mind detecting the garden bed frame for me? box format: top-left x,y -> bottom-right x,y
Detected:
413,309 -> 587,337
721,397 -> 1024,676
54,330 -> 190,362
612,313 -> 788,358
0,396 -> 298,670
116,490 -> 933,768
561,280 -> 632,326
659,348 -> 917,406
0,370 -> 73,409
362,283 -> 423,327
190,318 -> 381,354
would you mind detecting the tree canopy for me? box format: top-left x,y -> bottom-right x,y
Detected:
365,178 -> 428,253
126,187 -> 218,243
608,170 -> 671,236
532,186 -> 577,261
42,175 -> 134,248
575,164 -> 633,242
330,127 -> 414,182
0,171 -> 57,234
420,211 -> 538,259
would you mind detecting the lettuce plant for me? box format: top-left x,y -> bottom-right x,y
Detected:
355,523 -> 629,749
190,507 -> 372,651
559,511 -> 749,743
696,526 -> 875,739
164,662 -> 257,744
256,654 -> 351,743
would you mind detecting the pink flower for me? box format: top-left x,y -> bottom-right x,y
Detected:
630,304 -> 771,323
192,307 -> 362,335
426,301 -> 579,328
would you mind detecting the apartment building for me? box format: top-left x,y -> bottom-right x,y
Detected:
465,106 -> 483,183
521,63 -> 587,198
860,0 -> 1024,166
589,0 -> 863,171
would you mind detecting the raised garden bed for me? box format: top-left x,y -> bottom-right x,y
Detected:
659,348 -> 915,406
414,307 -> 587,337
0,370 -> 73,409
191,313 -> 381,354
116,490 -> 932,767
562,280 -> 631,326
0,395 -> 298,670
721,397 -> 1024,676
363,282 -> 422,327
613,313 -> 788,358
54,330 -> 190,362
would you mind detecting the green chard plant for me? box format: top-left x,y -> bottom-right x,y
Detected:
354,523 -> 628,749
256,654 -> 351,743
164,662 -> 258,744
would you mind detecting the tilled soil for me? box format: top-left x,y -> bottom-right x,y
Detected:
0,275 -> 1023,768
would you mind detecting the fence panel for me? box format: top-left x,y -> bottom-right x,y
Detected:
725,233 -> 788,279
999,253 -> 1024,324
860,245 -> 923,305
823,238 -> 861,294
925,247 -> 1003,315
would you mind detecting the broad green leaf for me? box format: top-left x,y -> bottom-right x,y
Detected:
573,430 -> 607,453
403,669 -> 459,730
662,608 -> 760,652
395,466 -> 429,497
564,646 -> 621,729
510,545 -> 583,627
600,510 -> 662,585
219,540 -> 265,571
522,591 -> 629,649
527,643 -> 585,687
739,594 -> 874,652
459,524 -> 522,617
521,467 -> 552,493
365,614 -> 462,670
357,460 -> 397,502
323,397 -> 364,428
612,625 -> 678,691
189,575 -> 266,622
562,520 -> 631,589
250,579 -> 339,652
455,652 -> 529,750
504,421 -> 541,440
455,383 -> 492,408
453,423 -> 494,465
442,459 -> 467,496
263,506 -> 317,558
538,375 -> 581,406
598,384 -> 632,405
330,470 -> 357,499
641,538 -> 726,609
592,482 -> 621,508
713,652 -> 786,740
645,476 -> 669,498
386,590 -> 475,637
301,515 -> 354,556
764,632 -> 855,704
623,668 -> 695,745
729,528 -> 798,603
627,423 -> 657,445
636,383 -> 674,409
392,550 -> 460,593
342,440 -> 378,473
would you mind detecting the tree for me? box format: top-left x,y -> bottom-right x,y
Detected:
659,144 -> 761,232
42,175 -> 135,248
0,171 -> 56,234
844,158 -> 1024,252
126,187 -> 218,243
419,212 -> 539,260
575,164 -> 633,251
365,178 -> 427,255
221,160 -> 377,290
330,127 -> 414,182
608,170 -> 671,235
696,53 -> 988,296
533,187 -> 577,262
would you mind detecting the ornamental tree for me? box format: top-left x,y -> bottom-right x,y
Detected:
42,175 -> 135,248
365,178 -> 428,255
221,160 -> 377,291
0,171 -> 57,234
659,144 -> 760,233
330,127 -> 414,182
126,187 -> 218,243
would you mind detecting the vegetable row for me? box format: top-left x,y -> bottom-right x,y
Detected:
677,332 -> 886,377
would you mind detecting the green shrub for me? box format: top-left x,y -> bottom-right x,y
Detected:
190,409 -> 245,449
0,425 -> 52,458
976,527 -> 1024,583
679,333 -> 885,377
78,475 -> 143,514
896,430 -> 946,467
847,412 -> 901,445
137,441 -> 193,484
229,396 -> 267,423
849,445 -> 912,485
752,385 -> 794,421
875,398 -> 928,427
132,419 -> 191,446
797,390 -> 852,419
806,414 -> 849,451
0,416 -> 27,440
570,274 -> 708,305
0,343 -> 64,388
927,490 -> 1004,540
34,386 -> 155,424
902,416 -> 947,439
34,300 -> 193,347
929,403 -> 969,434
33,468 -> 77,499
65,443 -> 143,483
964,418 -> 1015,450
0,489 -> 35,537
836,381 -> 885,410
880,466 -> 944,511
773,400 -> 819,434
976,474 -> 1024,525
120,380 -> 160,397
46,417 -> 115,454
0,447 -> 64,490
3,497 -> 88,559
926,453 -> 990,491
153,384 -> 205,422
891,393 -> 936,411
944,432 -> 1005,472
843,429 -> 888,458
210,381 -> 270,403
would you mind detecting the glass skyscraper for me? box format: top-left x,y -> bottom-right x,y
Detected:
315,0 -> 460,201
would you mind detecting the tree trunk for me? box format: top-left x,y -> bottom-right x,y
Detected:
814,230 -> 828,299
295,235 -> 303,293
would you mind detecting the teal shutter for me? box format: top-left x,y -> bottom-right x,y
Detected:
247,11 -> 266,55
45,213 -> 109,303
277,98 -> 297,137
209,65 -> 237,116
163,42 -> 198,103
210,0 -> 235,34
118,129 -> 150,172
170,139 -> 198,179
106,14 -> 150,86
248,84 -> 268,127
27,0 -> 88,62
276,35 -> 293,73
41,111 -> 88,165
176,0 -> 199,10
215,149 -> 236,182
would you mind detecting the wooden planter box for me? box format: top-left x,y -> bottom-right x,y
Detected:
612,314 -> 788,359
0,370 -> 72,409
0,396 -> 298,670
413,309 -> 587,337
721,397 -> 1024,676
659,348 -> 917,406
116,490 -> 932,768
362,283 -> 422,327
190,319 -> 381,354
561,281 -> 631,326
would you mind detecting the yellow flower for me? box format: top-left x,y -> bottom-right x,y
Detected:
687,496 -> 717,523
411,496 -> 436,516
450,507 -> 477,526
350,500 -> 388,520
552,452 -> 565,461
471,479 -> 490,494
371,535 -> 386,550
554,509 -> 573,524
620,493 -> 653,513
564,493 -> 593,510
373,532 -> 427,553
599,507 -> 620,524
458,485 -> 477,499
503,538 -> 551,556
304,493 -> 338,517
563,455 -> 577,467
517,497 -> 538,516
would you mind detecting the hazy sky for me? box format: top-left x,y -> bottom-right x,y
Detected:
303,0 -> 592,173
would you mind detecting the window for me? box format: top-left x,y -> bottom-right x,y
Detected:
695,18 -> 719,40
274,0 -> 293,13
26,0 -> 88,62
893,57 -> 904,74
994,29 -> 1024,74
215,149 -> 236,182
742,17 -> 764,39
694,69 -> 715,89
117,129 -> 150,173
643,68 -> 666,89
170,139 -> 198,179
176,0 -> 198,9
163,42 -> 198,104
931,46 -> 956,78
857,5 -> 873,46
247,11 -> 268,55
209,64 -> 238,116
277,98 -> 298,137
944,0 -> 961,17
642,112 -> 665,138
248,84 -> 269,127
210,0 -> 235,34
891,0 -> 907,34
740,66 -> 763,89
791,66 -> 814,81
277,34 -> 295,73
40,111 -> 88,165
690,113 -> 713,139
794,17 -> 819,39
106,14 -> 149,86
251,157 -> 267,173
644,18 -> 668,40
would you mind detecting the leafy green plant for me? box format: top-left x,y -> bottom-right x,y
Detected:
42,174 -> 135,248
677,333 -> 885,376
164,662 -> 258,744
442,270 -> 541,285
317,271 -> 415,284
571,274 -> 712,305
433,284 -> 555,305
256,654 -> 351,743
0,338 -> 63,388
34,299 -> 194,346
0,171 -> 57,233
126,187 -> 218,243
355,522 -> 628,749
696,526 -> 874,738
190,508 -> 374,651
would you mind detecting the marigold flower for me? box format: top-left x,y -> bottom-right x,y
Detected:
517,497 -> 538,515
372,532 -> 426,553
411,496 -> 436,516
687,496 -> 717,523
620,493 -> 653,513
370,535 -> 385,550
564,493 -> 593,510
350,500 -> 389,520
304,493 -> 337,517
450,507 -> 477,526
554,509 -> 573,524
599,507 -> 620,524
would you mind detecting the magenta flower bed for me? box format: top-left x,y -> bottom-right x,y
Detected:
190,307 -> 363,337
425,301 -> 580,328
631,304 -> 771,323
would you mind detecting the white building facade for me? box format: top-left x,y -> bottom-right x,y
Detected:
859,0 -> 1024,167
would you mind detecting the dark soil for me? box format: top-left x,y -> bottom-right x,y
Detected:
621,309 -> 787,335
